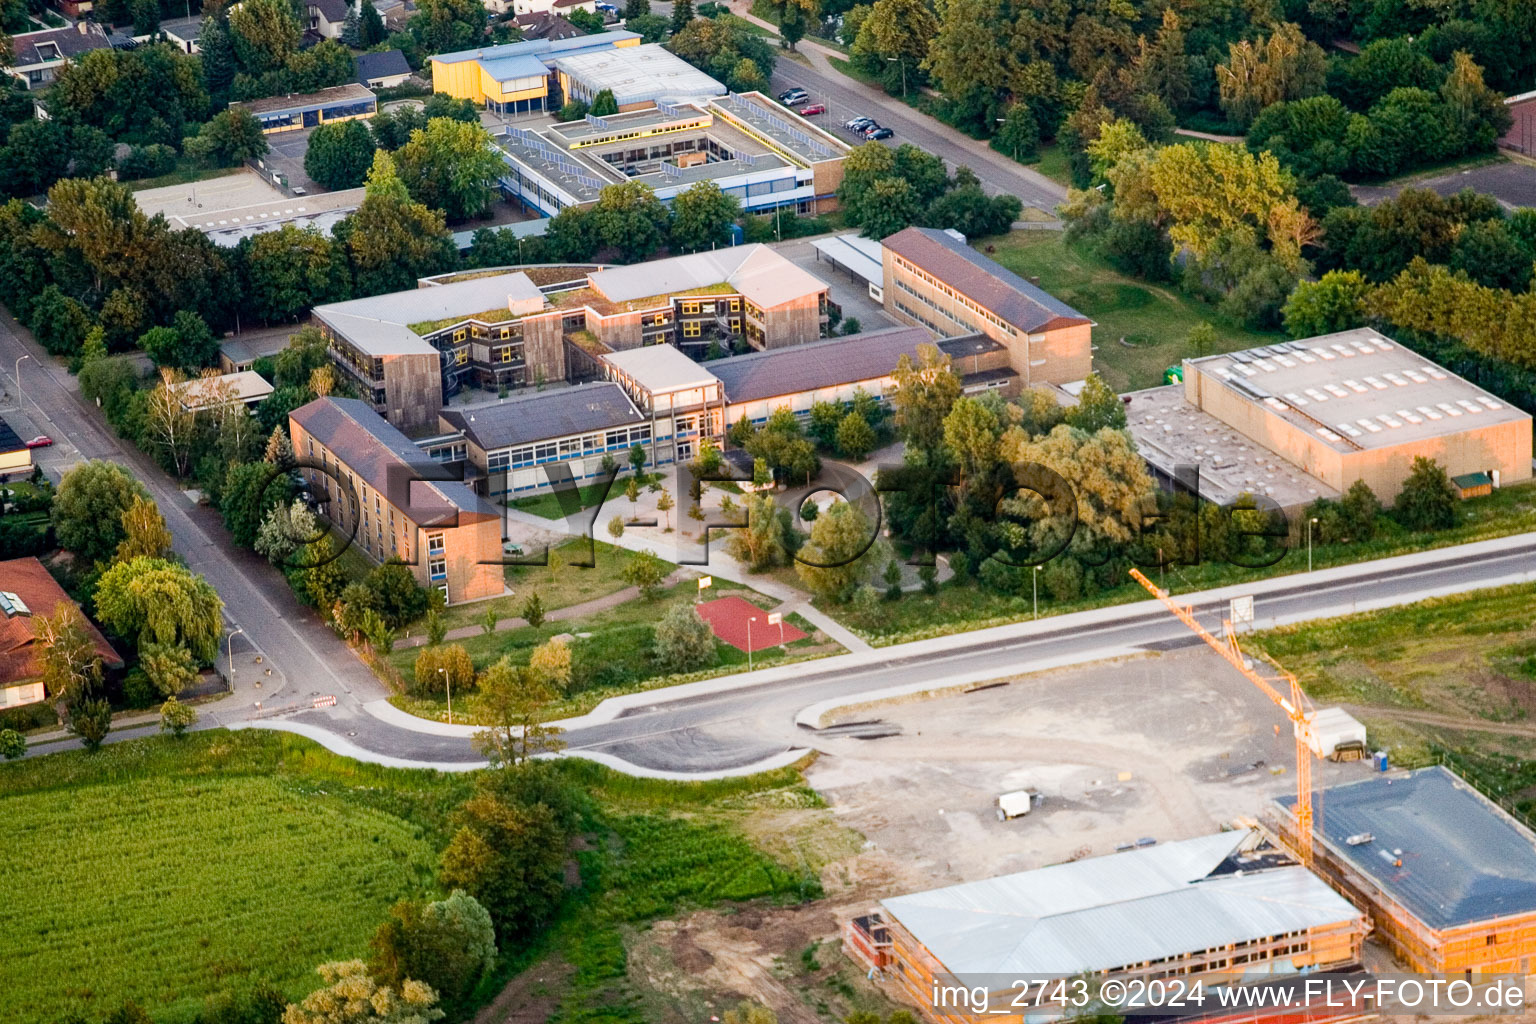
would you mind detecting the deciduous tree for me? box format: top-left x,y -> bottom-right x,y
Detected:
52,460 -> 150,564
369,891 -> 496,1012
395,117 -> 504,222
95,556 -> 225,664
117,495 -> 174,563
282,960 -> 443,1024
1282,270 -> 1370,338
305,119 -> 377,191
796,499 -> 879,602
32,604 -> 104,703
670,180 -> 740,253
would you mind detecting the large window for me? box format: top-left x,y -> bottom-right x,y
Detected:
427,532 -> 445,557
429,556 -> 447,581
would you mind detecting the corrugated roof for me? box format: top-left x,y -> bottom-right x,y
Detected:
482,53 -> 551,82
880,831 -> 1363,976
290,397 -> 495,525
1279,766 -> 1536,930
881,226 -> 1089,334
430,30 -> 640,66
589,245 -> 827,310
811,234 -> 884,286
709,326 -> 932,405
441,383 -> 641,451
603,344 -> 721,395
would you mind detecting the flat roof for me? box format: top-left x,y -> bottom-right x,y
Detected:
603,344 -> 721,395
169,370 -> 275,407
313,272 -> 545,357
1188,329 -> 1531,452
233,83 -> 376,116
1278,766 -> 1536,930
430,30 -> 640,66
555,43 -> 726,107
881,831 -> 1362,976
441,382 -> 641,451
811,233 -> 883,287
882,226 -> 1090,334
589,245 -> 826,311
1125,384 -> 1339,508
0,413 -> 24,454
710,326 -> 932,405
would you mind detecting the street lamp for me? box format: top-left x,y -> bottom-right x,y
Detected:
885,57 -> 907,99
995,117 -> 1018,161
746,616 -> 757,672
1032,565 -> 1041,620
226,627 -> 245,690
439,667 -> 452,725
12,354 -> 29,409
1308,517 -> 1318,573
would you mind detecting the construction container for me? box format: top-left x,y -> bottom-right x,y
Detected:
1305,707 -> 1368,760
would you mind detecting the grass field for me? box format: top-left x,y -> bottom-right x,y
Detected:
981,230 -> 1278,392
0,733 -> 468,1024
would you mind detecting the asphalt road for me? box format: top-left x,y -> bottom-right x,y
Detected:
766,52 -> 1068,212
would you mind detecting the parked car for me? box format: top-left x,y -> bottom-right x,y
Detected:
24,436 -> 52,449
865,126 -> 894,140
845,115 -> 875,131
777,88 -> 809,106
800,103 -> 826,116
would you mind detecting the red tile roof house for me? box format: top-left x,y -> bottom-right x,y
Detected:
0,557 -> 123,710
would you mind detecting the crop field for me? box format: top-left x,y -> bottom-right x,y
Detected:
0,734 -> 455,1024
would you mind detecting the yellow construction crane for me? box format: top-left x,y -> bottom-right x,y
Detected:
1128,568 -> 1319,866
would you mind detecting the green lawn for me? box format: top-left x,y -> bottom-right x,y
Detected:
980,230 -> 1279,392
0,733 -> 465,1024
830,480 -> 1536,645
1033,143 -> 1071,187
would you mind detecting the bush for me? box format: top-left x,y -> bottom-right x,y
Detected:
0,728 -> 24,760
1394,456 -> 1457,531
412,643 -> 475,696
652,602 -> 717,673
117,143 -> 178,181
369,890 -> 497,1011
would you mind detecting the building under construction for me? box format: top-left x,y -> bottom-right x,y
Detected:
1274,766 -> 1536,975
844,830 -> 1369,1024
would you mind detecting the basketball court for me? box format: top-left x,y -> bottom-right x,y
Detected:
695,595 -> 806,652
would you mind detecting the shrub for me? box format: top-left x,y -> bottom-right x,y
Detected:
1394,456 -> 1457,531
652,602 -> 717,673
413,643 -> 475,696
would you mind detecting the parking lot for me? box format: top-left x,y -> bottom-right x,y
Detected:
804,645 -> 1370,891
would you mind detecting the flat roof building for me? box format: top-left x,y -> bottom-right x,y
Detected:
169,370 -> 275,410
495,93 -> 849,217
233,83 -> 377,134
290,397 -> 504,604
429,31 -> 641,116
554,43 -> 725,109
1182,329 -> 1532,503
0,413 -> 30,478
846,830 -> 1366,1023
1275,766 -> 1536,975
881,227 -> 1092,389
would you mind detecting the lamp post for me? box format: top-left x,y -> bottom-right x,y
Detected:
12,354 -> 29,409
746,616 -> 756,672
995,117 -> 1017,161
1308,517 -> 1318,573
1032,565 -> 1040,620
885,57 -> 908,99
439,667 -> 452,725
226,627 -> 245,690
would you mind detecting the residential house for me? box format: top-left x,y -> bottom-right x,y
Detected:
0,558 -> 123,710
6,23 -> 112,91
355,49 -> 412,89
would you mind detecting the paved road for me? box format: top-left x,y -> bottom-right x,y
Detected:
1351,160 -> 1536,210
281,529 -> 1536,773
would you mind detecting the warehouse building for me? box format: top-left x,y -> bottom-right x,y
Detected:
844,830 -> 1368,1024
428,31 -> 641,115
312,248 -> 831,431
495,93 -> 849,217
1275,766 -> 1536,976
233,83 -> 377,134
881,227 -> 1093,387
289,397 -> 504,604
1180,329 -> 1532,504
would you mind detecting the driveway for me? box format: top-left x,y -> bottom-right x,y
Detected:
1351,159 -> 1536,210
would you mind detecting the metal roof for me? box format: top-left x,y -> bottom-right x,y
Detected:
880,831 -> 1363,976
881,226 -> 1090,334
481,53 -> 551,83
430,30 -> 641,66
289,397 -> 496,524
312,272 -> 546,356
811,233 -> 884,287
555,43 -> 726,107
603,344 -> 721,395
709,326 -> 932,405
1278,766 -> 1536,930
440,382 -> 642,452
589,245 -> 827,311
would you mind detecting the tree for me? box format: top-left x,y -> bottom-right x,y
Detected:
653,601 -> 716,672
282,960 -> 443,1024
670,180 -> 741,253
141,641 -> 199,698
796,500 -> 878,602
395,117 -> 504,222
413,643 -> 475,696
725,492 -> 789,571
68,698 -> 113,752
1065,373 -> 1126,433
366,560 -> 431,627
854,0 -> 934,94
96,557 -> 225,664
1440,51 -> 1511,154
1215,22 -> 1328,129
621,549 -> 669,598
53,461 -> 150,564
1187,321 -> 1217,358
32,604 -> 104,703
25,286 -> 94,358
835,411 -> 877,460
1450,219 -> 1532,291
623,0 -> 649,17
339,150 -> 457,296
588,88 -> 619,118
890,344 -> 962,457
991,104 -> 1039,163
588,181 -> 670,262
370,891 -> 497,1012
228,0 -> 301,74
606,515 -> 625,542
670,0 -> 694,34
160,694 -> 198,737
521,591 -> 545,628
1394,456 -> 1457,531
305,119 -> 377,191
360,0 -> 386,45
187,108 -> 269,166
221,461 -> 290,550
116,494 -> 174,563
265,425 -> 295,467
255,499 -> 318,566
438,773 -> 566,936
656,488 -> 675,530
140,311 -> 219,372
856,177 -> 923,239
941,396 -> 1001,489
1282,270 -> 1370,338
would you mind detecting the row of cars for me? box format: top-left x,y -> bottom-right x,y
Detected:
776,88 -> 894,140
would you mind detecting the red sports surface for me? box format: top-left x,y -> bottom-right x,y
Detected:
694,596 -> 806,652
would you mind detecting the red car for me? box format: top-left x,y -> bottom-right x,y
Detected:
800,104 -> 827,116
24,436 -> 52,448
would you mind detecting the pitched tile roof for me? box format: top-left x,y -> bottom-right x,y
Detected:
513,11 -> 586,40
290,397 -> 498,525
355,49 -> 412,84
881,226 -> 1090,334
709,326 -> 933,405
440,383 -> 642,452
0,557 -> 123,687
8,23 -> 112,67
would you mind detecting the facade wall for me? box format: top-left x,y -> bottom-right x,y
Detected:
290,418 -> 503,603
725,378 -> 894,426
0,447 -> 32,475
754,292 -> 825,349
1501,96 -> 1536,157
381,353 -> 444,432
0,681 -> 46,709
810,157 -> 844,210
1186,364 -> 1533,503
